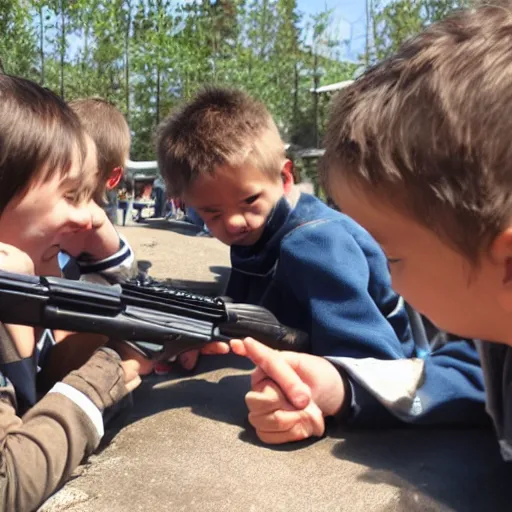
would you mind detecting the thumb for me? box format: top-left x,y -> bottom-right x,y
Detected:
241,337 -> 311,409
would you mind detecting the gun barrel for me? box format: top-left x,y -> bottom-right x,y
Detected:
0,270 -> 310,358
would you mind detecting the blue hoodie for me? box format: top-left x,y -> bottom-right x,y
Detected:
227,191 -> 488,426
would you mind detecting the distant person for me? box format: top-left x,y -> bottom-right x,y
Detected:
152,176 -> 166,218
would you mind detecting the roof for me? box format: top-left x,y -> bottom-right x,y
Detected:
310,80 -> 355,94
125,159 -> 159,178
295,148 -> 325,159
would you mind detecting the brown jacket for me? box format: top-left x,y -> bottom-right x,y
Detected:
0,325 -> 128,512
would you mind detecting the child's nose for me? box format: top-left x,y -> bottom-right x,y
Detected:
225,213 -> 247,234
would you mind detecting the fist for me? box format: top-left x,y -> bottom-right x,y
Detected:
60,201 -> 120,261
231,338 -> 346,444
0,243 -> 34,275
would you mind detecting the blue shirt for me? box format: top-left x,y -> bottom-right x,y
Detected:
226,193 -> 488,426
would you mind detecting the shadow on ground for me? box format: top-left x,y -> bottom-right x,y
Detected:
136,260 -> 230,295
330,426 -> 512,511
133,218 -> 205,237
99,353 -> 512,512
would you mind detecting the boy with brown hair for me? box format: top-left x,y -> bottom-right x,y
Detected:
65,97 -> 134,282
0,74 -> 141,510
156,87 -> 487,444
69,97 -> 129,216
317,1 -> 512,459
37,97 -> 155,381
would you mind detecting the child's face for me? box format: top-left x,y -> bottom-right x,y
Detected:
183,162 -> 292,246
0,138 -> 96,272
333,178 -> 510,343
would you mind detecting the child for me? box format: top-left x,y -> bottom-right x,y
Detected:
318,1 -> 512,460
156,87 -> 487,443
69,97 -> 128,225
36,97 -> 155,383
0,74 -> 141,509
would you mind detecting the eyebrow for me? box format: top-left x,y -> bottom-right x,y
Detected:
197,192 -> 260,212
199,206 -> 221,213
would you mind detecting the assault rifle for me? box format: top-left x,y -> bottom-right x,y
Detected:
0,270 -> 309,359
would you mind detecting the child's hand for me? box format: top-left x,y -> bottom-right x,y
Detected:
60,201 -> 120,261
230,337 -> 346,444
0,242 -> 35,275
178,343 -> 230,371
0,244 -> 36,358
63,347 -> 142,413
120,359 -> 142,393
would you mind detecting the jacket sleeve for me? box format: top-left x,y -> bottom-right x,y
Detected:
278,218 -> 412,359
327,339 -> 488,427
0,347 -> 128,511
278,219 -> 487,426
0,377 -> 101,511
76,233 -> 137,285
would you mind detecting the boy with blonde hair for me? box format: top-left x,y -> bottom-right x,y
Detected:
157,87 -> 487,443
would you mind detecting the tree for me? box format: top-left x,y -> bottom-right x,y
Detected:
0,2 -> 38,79
370,0 -> 472,62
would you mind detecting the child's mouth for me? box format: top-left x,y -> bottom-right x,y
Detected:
41,245 -> 61,262
232,232 -> 251,244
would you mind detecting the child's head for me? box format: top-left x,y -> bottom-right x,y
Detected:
156,87 -> 293,246
321,3 -> 512,344
69,97 -> 130,205
0,75 -> 94,269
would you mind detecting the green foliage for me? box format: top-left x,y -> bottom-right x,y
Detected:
0,0 -> 357,159
369,0 -> 472,62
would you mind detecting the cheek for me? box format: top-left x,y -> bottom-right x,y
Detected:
392,269 -> 451,321
247,201 -> 273,227
389,266 -> 427,306
205,220 -> 226,239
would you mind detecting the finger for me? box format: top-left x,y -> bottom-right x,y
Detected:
248,408 -> 304,432
229,339 -> 247,356
255,403 -> 325,444
179,350 -> 200,370
250,366 -> 269,388
200,342 -> 230,355
124,375 -> 142,393
121,358 -> 141,375
245,380 -> 292,415
242,338 -> 310,409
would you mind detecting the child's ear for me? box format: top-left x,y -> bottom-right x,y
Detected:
490,229 -> 512,311
281,160 -> 294,194
107,167 -> 123,190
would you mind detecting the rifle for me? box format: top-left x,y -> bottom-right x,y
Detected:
0,270 -> 309,360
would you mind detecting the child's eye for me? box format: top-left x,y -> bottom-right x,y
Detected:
387,258 -> 402,264
64,191 -> 79,203
245,194 -> 260,205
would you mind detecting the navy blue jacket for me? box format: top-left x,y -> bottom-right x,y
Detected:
227,192 -> 488,426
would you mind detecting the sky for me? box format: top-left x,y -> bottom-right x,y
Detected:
296,0 -> 367,61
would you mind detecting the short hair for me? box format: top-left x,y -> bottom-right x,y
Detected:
156,87 -> 285,196
69,97 -> 130,204
0,74 -> 86,215
321,2 -> 512,262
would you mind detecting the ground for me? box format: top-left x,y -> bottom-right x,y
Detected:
40,220 -> 512,512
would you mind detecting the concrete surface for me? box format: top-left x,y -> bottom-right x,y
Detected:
40,221 -> 512,512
